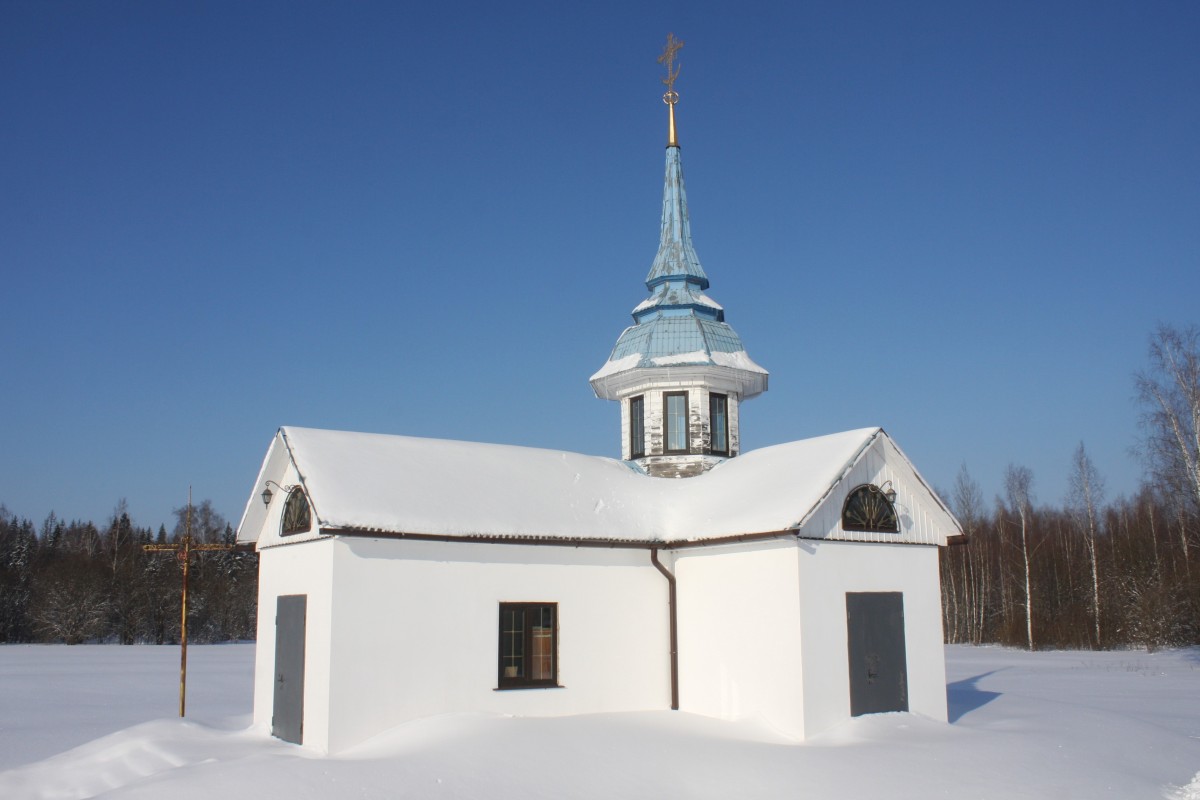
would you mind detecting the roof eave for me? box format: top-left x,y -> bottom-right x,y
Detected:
322,526 -> 799,551
590,363 -> 769,401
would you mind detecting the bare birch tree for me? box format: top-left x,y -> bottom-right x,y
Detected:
951,464 -> 985,643
1067,443 -> 1105,648
953,464 -> 985,535
1136,325 -> 1200,518
1005,464 -> 1035,650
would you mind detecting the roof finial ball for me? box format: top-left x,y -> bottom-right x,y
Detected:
658,32 -> 683,148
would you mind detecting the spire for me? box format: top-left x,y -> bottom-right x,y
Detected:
644,147 -> 709,290
659,33 -> 682,148
647,34 -> 707,290
590,35 -> 768,453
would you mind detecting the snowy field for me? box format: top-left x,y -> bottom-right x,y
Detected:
0,644 -> 1198,799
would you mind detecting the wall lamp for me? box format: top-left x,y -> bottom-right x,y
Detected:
261,480 -> 296,507
878,480 -> 898,504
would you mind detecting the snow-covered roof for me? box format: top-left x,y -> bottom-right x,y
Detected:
237,426 -> 960,548
596,317 -> 766,376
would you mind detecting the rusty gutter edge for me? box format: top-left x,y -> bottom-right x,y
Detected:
318,527 -> 943,549
667,529 -> 796,550
650,548 -> 679,710
321,527 -> 800,550
323,528 -> 662,548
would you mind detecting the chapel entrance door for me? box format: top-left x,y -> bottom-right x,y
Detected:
846,591 -> 909,716
272,594 -> 307,743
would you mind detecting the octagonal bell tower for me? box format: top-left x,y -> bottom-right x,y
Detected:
590,35 -> 768,478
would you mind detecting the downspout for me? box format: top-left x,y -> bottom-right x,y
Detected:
650,547 -> 679,710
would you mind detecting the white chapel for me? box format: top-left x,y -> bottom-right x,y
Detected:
236,40 -> 962,754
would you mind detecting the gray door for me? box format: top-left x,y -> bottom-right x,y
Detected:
272,594 -> 307,743
846,591 -> 908,716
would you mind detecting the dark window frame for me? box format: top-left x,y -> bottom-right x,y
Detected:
663,391 -> 690,455
629,395 -> 645,459
281,489 -> 312,536
497,602 -> 559,690
841,484 -> 901,533
709,392 -> 729,456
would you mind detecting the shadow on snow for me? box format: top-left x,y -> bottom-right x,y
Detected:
946,670 -> 1004,723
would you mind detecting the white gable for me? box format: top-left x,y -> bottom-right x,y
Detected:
796,432 -> 960,546
238,426 -> 960,547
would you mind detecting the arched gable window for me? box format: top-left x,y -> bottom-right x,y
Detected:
841,484 -> 899,533
281,488 -> 312,536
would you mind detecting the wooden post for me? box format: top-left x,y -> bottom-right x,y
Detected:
144,488 -> 241,717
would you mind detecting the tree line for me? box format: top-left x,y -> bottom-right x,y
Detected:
1,325 -> 1196,650
940,459 -> 1197,649
941,325 -> 1200,650
0,499 -> 256,645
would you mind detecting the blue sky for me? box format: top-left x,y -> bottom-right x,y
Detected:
2,1 -> 1197,531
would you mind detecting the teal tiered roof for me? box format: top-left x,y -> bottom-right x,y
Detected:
590,140 -> 767,399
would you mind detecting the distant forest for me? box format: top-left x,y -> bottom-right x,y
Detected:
941,325 -> 1199,650
940,459 -> 1198,650
0,499 -> 256,645
1,325 -> 1197,650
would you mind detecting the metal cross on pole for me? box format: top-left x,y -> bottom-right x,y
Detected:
658,32 -> 684,146
143,488 -> 242,717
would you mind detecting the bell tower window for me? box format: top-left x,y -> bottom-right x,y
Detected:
629,396 -> 645,459
664,391 -> 689,454
709,393 -> 728,455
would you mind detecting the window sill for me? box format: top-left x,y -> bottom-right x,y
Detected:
494,684 -> 565,692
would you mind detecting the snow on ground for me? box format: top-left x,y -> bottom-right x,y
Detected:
0,644 -> 1198,799
0,644 -> 253,771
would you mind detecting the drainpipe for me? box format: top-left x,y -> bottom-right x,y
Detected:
650,547 -> 679,710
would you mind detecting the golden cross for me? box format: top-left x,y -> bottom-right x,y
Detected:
144,488 -> 246,717
658,32 -> 683,98
658,33 -> 684,146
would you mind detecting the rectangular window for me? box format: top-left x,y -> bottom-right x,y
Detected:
709,393 -> 728,455
498,603 -> 558,689
664,392 -> 689,453
629,396 -> 645,459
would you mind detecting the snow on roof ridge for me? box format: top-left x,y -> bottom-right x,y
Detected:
270,425 -> 885,543
280,424 -> 629,464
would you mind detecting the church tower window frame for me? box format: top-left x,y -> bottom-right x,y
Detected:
709,392 -> 729,456
629,395 -> 646,459
664,391 -> 690,454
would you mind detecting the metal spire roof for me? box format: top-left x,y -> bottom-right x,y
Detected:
590,87 -> 767,401
644,145 -> 709,291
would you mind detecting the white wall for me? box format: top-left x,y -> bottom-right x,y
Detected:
673,538 -> 948,741
796,541 -> 948,737
673,542 -> 807,738
252,537 -> 336,752
323,538 -> 672,753
254,532 -> 948,752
